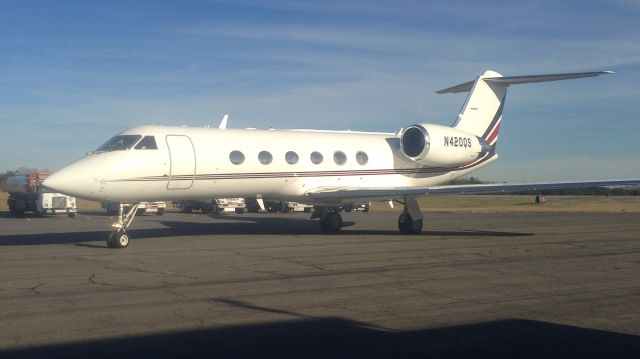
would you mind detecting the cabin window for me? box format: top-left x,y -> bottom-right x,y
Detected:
333,151 -> 347,166
96,135 -> 142,152
310,151 -> 323,164
229,150 -> 245,165
135,136 -> 158,150
258,151 -> 273,165
285,151 -> 299,165
356,151 -> 368,165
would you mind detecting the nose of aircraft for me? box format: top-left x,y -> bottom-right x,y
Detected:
43,169 -> 75,194
43,159 -> 99,199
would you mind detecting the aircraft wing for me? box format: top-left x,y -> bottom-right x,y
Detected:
304,179 -> 640,200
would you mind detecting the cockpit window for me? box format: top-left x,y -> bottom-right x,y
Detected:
134,136 -> 158,150
96,135 -> 142,152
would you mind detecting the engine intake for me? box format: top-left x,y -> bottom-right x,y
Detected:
400,125 -> 430,160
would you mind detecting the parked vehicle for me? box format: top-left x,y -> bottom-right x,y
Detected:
287,202 -> 314,213
5,172 -> 77,217
173,198 -> 245,214
245,198 -> 314,213
102,201 -> 166,215
173,199 -> 217,214
216,198 -> 246,214
245,198 -> 287,213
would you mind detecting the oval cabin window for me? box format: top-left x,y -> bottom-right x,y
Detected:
229,150 -> 245,165
333,151 -> 347,166
310,151 -> 323,164
258,151 -> 273,165
356,151 -> 368,165
285,151 -> 299,165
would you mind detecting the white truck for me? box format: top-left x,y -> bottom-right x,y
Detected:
287,202 -> 314,213
102,201 -> 166,215
5,172 -> 77,217
215,198 -> 246,214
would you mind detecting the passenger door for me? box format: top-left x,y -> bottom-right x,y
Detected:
166,135 -> 195,190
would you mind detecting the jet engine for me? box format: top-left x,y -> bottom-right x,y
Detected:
400,124 -> 490,167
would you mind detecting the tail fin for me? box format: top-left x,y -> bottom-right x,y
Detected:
437,70 -> 614,149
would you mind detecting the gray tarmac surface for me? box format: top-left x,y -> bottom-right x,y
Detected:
0,210 -> 639,358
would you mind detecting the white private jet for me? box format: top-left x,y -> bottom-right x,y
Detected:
44,70 -> 640,248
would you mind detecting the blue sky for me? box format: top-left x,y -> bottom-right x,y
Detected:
1,0 -> 639,181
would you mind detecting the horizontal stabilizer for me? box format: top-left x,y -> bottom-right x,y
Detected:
437,71 -> 614,94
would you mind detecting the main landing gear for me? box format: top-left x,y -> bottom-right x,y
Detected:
397,196 -> 423,235
107,203 -> 139,248
313,206 -> 343,232
312,198 -> 423,235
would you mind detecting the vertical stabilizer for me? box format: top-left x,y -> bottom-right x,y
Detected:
451,70 -> 506,148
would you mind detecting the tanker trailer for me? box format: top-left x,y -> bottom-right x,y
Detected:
5,172 -> 77,217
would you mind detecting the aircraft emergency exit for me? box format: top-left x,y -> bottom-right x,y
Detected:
44,70 -> 640,248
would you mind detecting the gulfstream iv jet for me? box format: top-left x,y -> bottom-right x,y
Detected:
44,70 -> 640,248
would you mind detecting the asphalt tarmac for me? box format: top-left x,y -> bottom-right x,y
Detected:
0,210 -> 638,358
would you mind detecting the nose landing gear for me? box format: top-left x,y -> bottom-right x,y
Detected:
107,203 -> 139,248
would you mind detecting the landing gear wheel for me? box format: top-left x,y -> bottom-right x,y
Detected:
156,208 -> 165,216
68,212 -> 76,218
398,212 -> 423,234
320,212 -> 343,232
107,229 -> 129,248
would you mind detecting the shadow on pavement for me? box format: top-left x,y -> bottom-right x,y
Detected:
2,317 -> 637,358
0,215 -> 533,246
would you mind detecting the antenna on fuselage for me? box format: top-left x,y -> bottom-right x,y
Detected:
218,114 -> 229,129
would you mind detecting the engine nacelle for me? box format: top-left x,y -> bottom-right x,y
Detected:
400,124 -> 490,167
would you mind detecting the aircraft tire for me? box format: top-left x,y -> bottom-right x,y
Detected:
107,230 -> 129,248
106,232 -> 116,248
320,212 -> 342,232
398,212 -> 423,234
114,230 -> 129,248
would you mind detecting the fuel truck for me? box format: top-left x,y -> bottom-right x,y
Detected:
5,172 -> 77,217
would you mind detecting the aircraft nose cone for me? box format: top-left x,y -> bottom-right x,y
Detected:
43,159 -> 100,199
43,169 -> 74,194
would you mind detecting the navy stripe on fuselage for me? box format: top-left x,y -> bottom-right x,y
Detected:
108,154 -> 494,182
